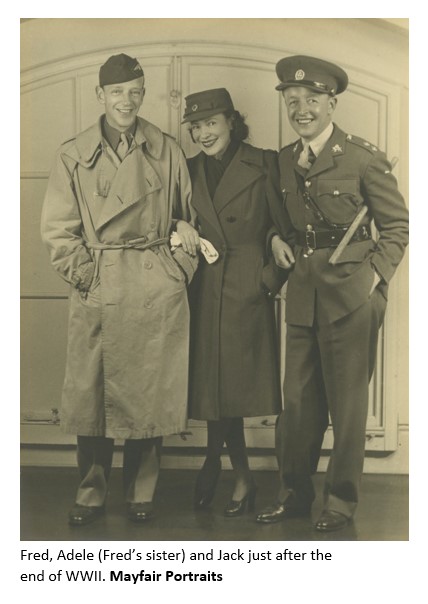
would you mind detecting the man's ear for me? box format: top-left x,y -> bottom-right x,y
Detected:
95,85 -> 105,105
328,96 -> 337,114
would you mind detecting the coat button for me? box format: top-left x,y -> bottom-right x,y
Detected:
305,181 -> 311,188
226,216 -> 237,223
144,261 -> 153,269
144,299 -> 153,309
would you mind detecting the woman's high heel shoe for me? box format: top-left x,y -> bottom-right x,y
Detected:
223,485 -> 257,517
193,458 -> 221,510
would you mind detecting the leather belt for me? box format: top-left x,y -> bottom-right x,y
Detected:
296,225 -> 371,251
86,236 -> 169,251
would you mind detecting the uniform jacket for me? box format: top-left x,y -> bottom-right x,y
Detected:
41,116 -> 198,439
188,143 -> 289,420
279,124 -> 409,326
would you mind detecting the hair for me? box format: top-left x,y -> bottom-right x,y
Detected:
188,110 -> 249,144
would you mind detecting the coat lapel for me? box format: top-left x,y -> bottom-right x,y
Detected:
95,149 -> 162,231
189,153 -> 225,241
213,143 -> 264,214
306,124 -> 346,178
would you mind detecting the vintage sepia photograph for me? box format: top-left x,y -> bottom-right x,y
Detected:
20,17 -> 409,546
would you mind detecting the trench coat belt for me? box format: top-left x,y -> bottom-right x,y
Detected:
85,236 -> 169,250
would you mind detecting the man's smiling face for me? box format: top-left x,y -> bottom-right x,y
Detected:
97,77 -> 145,132
282,86 -> 336,142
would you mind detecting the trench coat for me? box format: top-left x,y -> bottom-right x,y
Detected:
278,124 -> 409,326
41,116 -> 198,440
187,142 -> 289,420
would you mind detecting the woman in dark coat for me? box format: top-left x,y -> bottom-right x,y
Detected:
181,88 -> 292,516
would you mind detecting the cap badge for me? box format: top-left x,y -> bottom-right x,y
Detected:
133,63 -> 143,72
192,104 -> 198,112
295,69 -> 305,80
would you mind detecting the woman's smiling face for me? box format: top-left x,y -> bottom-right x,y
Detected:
190,113 -> 233,158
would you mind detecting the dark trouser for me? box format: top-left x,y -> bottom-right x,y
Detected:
275,289 -> 387,518
75,436 -> 162,507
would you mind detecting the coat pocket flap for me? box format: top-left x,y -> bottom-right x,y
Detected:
317,179 -> 358,196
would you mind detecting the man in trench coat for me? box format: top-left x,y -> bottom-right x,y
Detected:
41,54 -> 199,525
256,56 -> 409,531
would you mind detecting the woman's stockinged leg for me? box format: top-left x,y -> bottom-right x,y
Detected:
225,417 -> 255,502
193,419 -> 228,509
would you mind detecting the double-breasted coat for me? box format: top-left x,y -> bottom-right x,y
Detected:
188,142 -> 289,421
41,116 -> 198,440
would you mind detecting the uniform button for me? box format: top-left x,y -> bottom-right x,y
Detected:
305,181 -> 311,188
226,216 -> 237,223
144,299 -> 153,309
282,188 -> 286,193
333,189 -> 340,196
306,224 -> 313,230
144,261 -> 153,269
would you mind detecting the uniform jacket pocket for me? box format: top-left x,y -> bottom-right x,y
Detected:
316,179 -> 362,226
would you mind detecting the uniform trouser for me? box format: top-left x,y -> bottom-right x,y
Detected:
275,288 -> 387,518
75,435 -> 162,507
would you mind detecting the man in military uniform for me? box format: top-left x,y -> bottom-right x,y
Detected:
256,55 -> 408,531
41,54 -> 199,525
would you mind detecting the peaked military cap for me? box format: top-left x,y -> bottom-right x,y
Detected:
275,55 -> 348,96
182,88 -> 235,123
99,53 -> 144,87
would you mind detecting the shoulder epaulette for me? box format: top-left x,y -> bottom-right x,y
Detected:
346,133 -> 379,154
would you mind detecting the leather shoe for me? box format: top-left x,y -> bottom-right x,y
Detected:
68,504 -> 104,526
127,502 -> 155,523
224,486 -> 257,517
315,510 -> 349,532
256,498 -> 311,524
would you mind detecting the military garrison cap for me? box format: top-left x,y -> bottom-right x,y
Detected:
99,53 -> 144,87
182,88 -> 235,123
275,55 -> 348,96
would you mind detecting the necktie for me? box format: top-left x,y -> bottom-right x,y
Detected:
116,133 -> 129,161
298,144 -> 316,170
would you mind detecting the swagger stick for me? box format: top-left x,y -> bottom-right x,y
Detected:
329,156 -> 399,265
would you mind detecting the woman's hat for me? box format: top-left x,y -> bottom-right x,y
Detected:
182,88 -> 235,123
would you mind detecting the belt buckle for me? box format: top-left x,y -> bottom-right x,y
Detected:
304,228 -> 316,257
